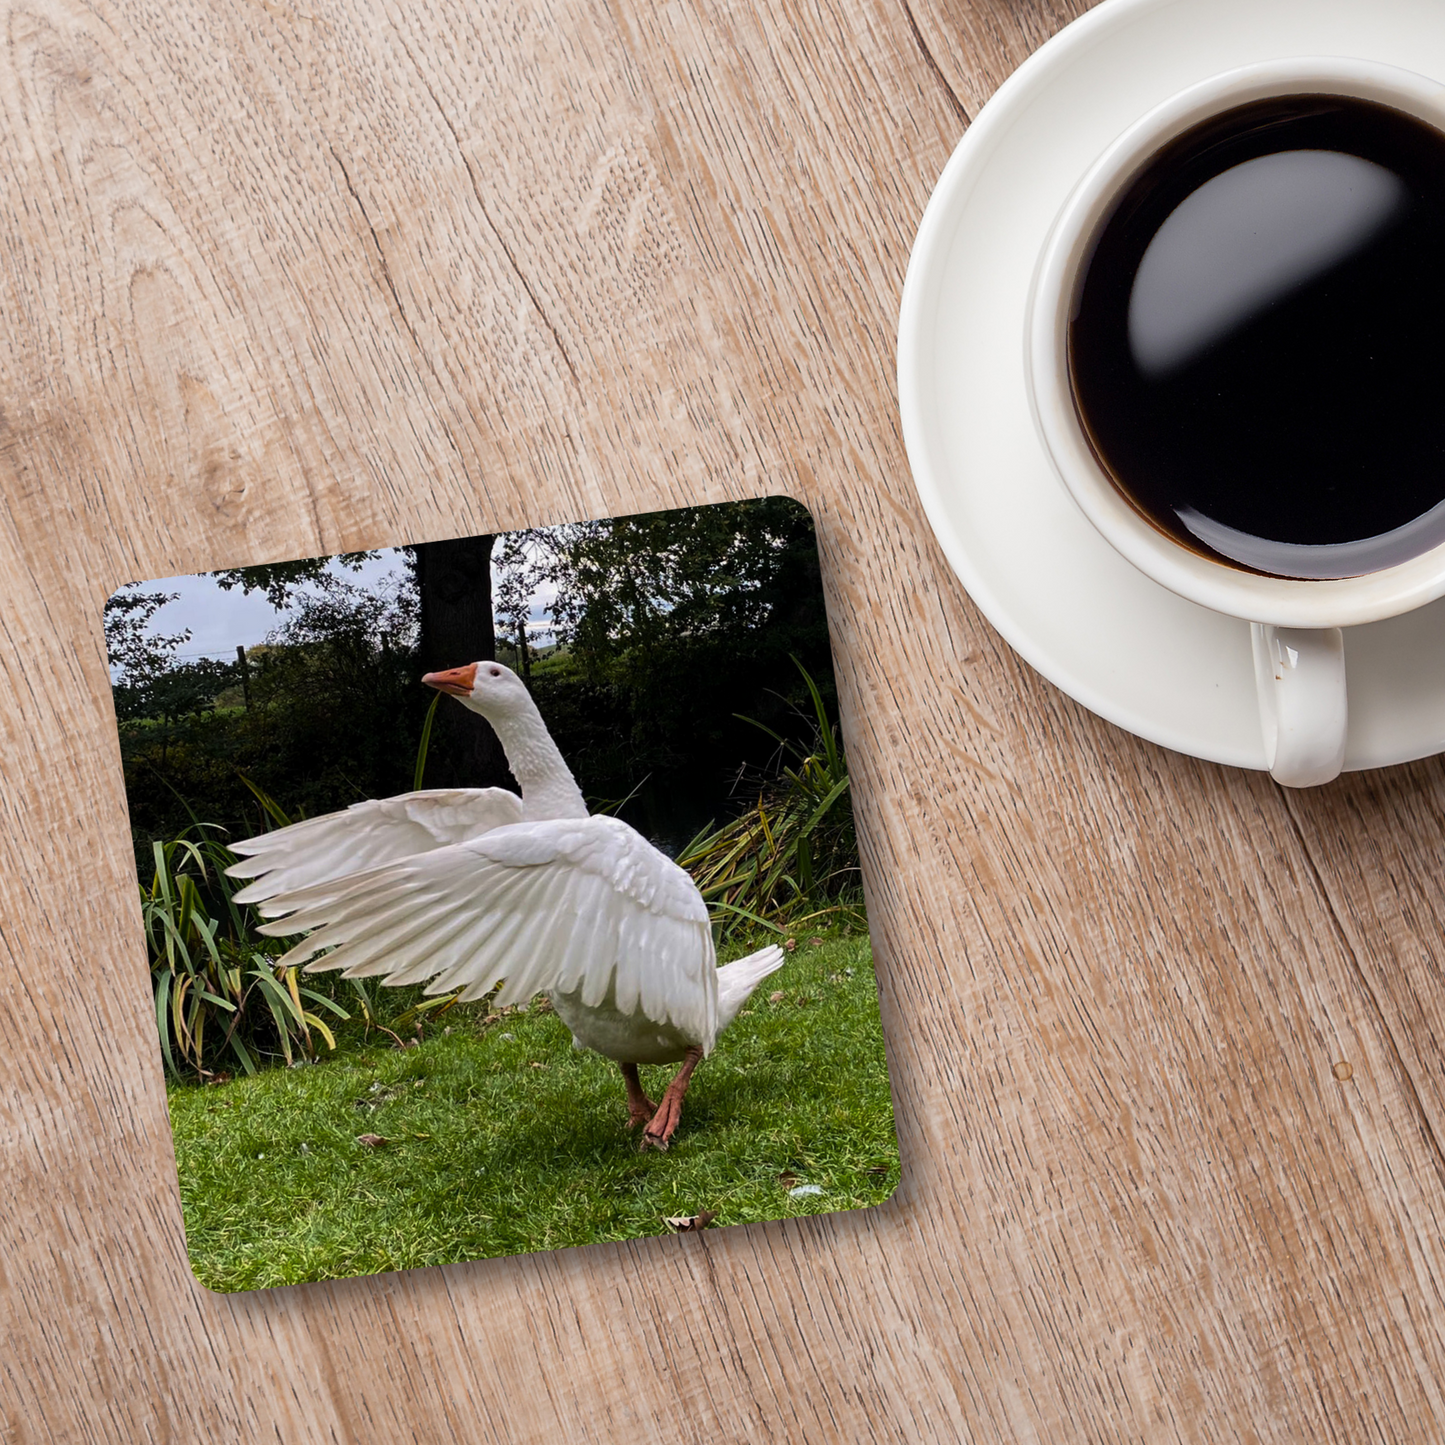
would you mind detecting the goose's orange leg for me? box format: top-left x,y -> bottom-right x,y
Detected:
620,1062 -> 657,1130
641,1046 -> 704,1152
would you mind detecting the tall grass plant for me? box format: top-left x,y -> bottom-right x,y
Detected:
142,829 -> 349,1078
678,661 -> 862,941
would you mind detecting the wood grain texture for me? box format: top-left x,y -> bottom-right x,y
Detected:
1,0 -> 1442,1439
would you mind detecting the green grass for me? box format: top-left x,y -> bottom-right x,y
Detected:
167,930 -> 897,1292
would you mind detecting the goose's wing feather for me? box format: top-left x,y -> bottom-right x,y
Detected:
226,788 -> 524,914
258,815 -> 719,1048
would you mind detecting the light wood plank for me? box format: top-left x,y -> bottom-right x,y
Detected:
2,0 -> 1443,1440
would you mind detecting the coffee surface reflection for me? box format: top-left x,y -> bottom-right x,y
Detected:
1070,95 -> 1445,580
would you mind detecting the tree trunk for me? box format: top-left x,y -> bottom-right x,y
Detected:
412,535 -> 513,791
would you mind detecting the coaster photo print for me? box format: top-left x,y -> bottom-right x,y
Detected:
108,495 -> 899,1292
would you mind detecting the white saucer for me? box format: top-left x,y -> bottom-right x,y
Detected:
897,0 -> 1445,772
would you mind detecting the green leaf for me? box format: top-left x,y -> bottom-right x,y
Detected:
237,773 -> 294,831
301,1012 -> 338,1051
705,900 -> 786,933
154,971 -> 178,1077
227,1035 -> 258,1076
733,713 -> 790,749
250,968 -> 304,1024
413,690 -> 442,792
800,776 -> 851,839
389,992 -> 462,1030
298,988 -> 351,1020
792,655 -> 842,779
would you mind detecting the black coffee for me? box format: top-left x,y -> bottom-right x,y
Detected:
1070,94 -> 1445,579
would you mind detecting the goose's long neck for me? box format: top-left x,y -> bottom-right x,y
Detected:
491,703 -> 589,821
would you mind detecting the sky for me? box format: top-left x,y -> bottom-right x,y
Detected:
127,551 -> 409,663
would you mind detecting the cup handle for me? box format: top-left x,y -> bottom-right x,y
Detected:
1250,624 -> 1347,787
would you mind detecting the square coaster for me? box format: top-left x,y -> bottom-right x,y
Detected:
110,495 -> 898,1291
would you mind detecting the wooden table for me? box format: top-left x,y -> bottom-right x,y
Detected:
4,0 -> 1443,1439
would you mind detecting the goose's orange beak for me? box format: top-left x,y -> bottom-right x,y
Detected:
422,663 -> 478,697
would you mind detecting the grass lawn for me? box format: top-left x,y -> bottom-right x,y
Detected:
167,929 -> 898,1292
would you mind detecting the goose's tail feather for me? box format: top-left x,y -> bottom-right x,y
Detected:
716,944 -> 788,1031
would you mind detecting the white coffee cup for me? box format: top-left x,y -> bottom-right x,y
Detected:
1026,57 -> 1445,787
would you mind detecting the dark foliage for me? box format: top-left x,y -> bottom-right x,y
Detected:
105,585 -> 191,698
115,497 -> 838,863
117,575 -> 428,866
113,656 -> 239,725
210,553 -> 377,607
527,496 -> 835,846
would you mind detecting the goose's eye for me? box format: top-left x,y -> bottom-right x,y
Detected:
489,666 -> 502,677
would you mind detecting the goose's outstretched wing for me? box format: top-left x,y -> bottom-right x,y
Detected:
226,788 -> 524,914
256,815 -> 719,1050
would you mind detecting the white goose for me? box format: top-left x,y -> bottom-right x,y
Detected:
226,660 -> 785,1150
